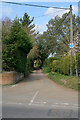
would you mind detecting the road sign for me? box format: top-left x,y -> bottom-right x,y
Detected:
70,43 -> 74,48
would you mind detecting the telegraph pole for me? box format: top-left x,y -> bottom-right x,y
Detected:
74,50 -> 78,77
70,5 -> 73,76
70,5 -> 78,77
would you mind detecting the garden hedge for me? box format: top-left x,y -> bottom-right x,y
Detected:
43,54 -> 80,76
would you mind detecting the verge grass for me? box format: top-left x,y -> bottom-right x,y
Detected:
48,72 -> 80,90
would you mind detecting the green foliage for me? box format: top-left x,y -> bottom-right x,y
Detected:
2,17 -> 12,44
20,13 -> 34,27
16,49 -> 27,74
27,46 -> 40,70
34,59 -> 41,68
60,56 -> 70,75
38,14 -> 80,57
7,19 -> 32,52
48,72 -> 64,85
20,13 -> 37,44
42,66 -> 51,73
3,44 -> 17,71
52,55 -> 77,75
52,60 -> 60,73
48,72 -> 79,90
2,19 -> 32,75
43,54 -> 80,76
19,13 -> 40,70
77,53 -> 80,75
43,57 -> 61,71
43,57 -> 53,71
42,57 -> 60,73
26,58 -> 33,76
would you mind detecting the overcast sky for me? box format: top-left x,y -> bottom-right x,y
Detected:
1,0 -> 79,34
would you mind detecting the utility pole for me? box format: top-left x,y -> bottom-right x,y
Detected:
70,5 -> 73,76
70,5 -> 78,77
74,50 -> 78,77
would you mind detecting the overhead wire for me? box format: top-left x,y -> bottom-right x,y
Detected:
1,1 -> 70,20
1,0 -> 71,44
46,11 -> 71,47
1,1 -> 72,54
34,9 -> 66,19
1,1 -> 70,10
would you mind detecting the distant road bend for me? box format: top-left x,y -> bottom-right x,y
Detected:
2,70 -> 78,118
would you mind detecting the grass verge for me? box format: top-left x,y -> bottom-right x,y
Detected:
48,72 -> 80,90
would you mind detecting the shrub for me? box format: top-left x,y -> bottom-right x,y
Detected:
60,56 -> 70,75
43,57 -> 61,71
76,53 -> 80,75
2,19 -> 32,75
42,66 -> 51,73
52,60 -> 60,72
43,53 -> 80,76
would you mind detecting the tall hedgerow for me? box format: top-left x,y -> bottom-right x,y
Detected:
2,19 -> 32,75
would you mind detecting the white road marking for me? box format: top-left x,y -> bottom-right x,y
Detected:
28,91 -> 39,105
51,105 -> 78,109
52,102 -> 79,109
55,103 -> 59,105
3,101 -> 79,109
34,102 -> 47,104
29,103 -> 45,106
5,102 -> 22,105
62,103 -> 69,105
52,105 -> 67,107
53,103 -> 69,105
11,85 -> 17,88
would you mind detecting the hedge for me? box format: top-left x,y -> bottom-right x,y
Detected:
2,19 -> 32,76
43,53 -> 80,76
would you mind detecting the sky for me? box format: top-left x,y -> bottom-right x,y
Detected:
1,0 -> 79,34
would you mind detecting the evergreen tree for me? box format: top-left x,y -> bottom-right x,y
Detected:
20,13 -> 37,44
2,18 -> 32,74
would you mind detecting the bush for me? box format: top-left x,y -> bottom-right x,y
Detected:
42,66 -> 51,73
52,60 -> 60,73
76,53 -> 80,75
2,44 -> 17,71
43,57 -> 61,71
60,56 -> 70,75
43,53 -> 80,76
2,19 -> 32,75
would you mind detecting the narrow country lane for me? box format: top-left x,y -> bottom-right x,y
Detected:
2,70 -> 78,118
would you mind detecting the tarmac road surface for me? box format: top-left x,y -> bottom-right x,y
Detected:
2,70 -> 78,118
